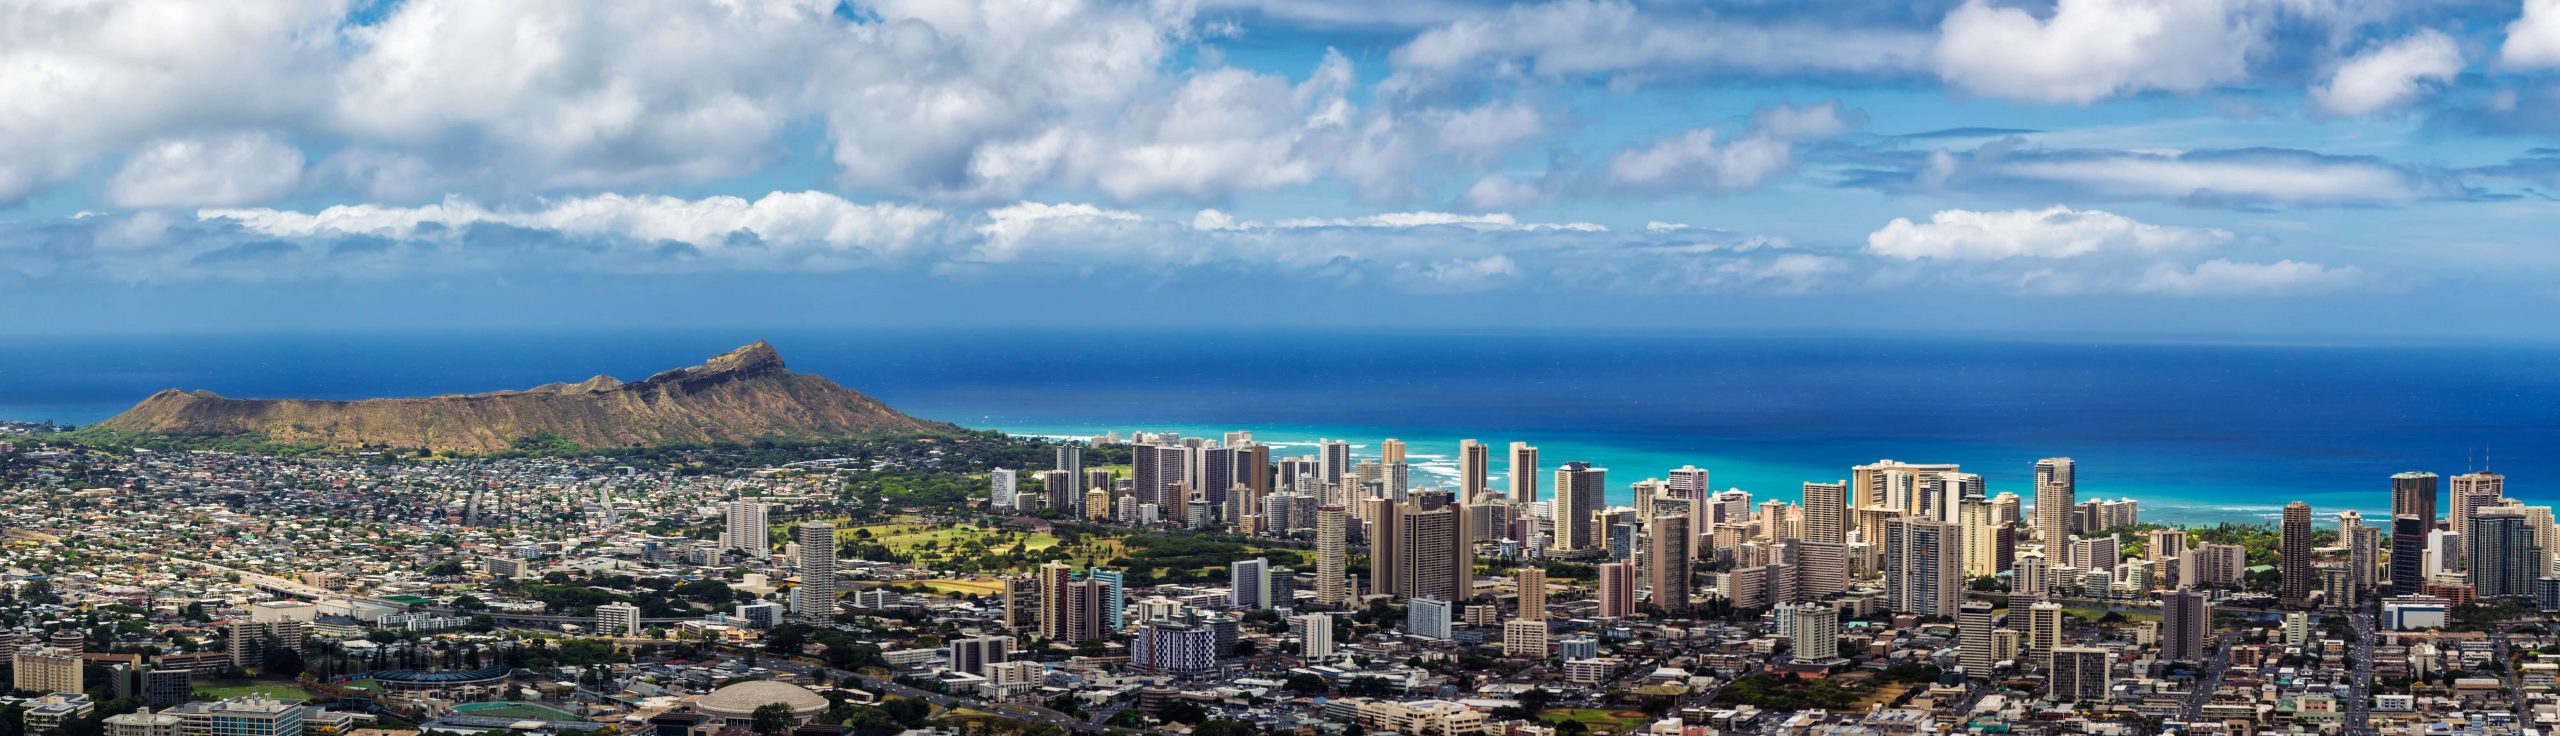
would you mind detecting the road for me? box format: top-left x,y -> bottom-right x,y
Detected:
2345,606 -> 2374,736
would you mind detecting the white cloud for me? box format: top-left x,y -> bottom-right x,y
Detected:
2503,0 -> 2560,69
1462,174 -> 1549,209
1266,211 -> 1606,231
107,132 -> 307,208
2312,29 -> 2463,116
206,191 -> 949,253
1935,0 -> 2264,104
2133,258 -> 2366,294
1867,206 -> 2235,261
1390,0 -> 1931,82
0,0 -> 341,204
1608,130 -> 1796,192
1881,144 -> 2470,206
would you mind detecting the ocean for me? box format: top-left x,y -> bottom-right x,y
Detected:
5,328 -> 2556,526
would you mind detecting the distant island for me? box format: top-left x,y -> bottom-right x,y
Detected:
85,340 -> 952,452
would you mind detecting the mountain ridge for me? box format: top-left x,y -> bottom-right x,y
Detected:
92,341 -> 953,452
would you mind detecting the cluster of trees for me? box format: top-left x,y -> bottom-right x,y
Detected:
761,624 -> 887,670
1713,673 -> 1873,711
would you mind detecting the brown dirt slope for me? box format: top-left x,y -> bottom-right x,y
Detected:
94,341 -> 952,451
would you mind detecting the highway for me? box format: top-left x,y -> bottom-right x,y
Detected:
2345,606 -> 2374,736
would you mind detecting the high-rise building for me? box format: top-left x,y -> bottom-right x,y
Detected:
2161,588 -> 2210,661
2181,543 -> 2247,588
1133,443 -> 1189,512
1458,440 -> 1490,502
991,468 -> 1019,509
1885,517 -> 1962,616
1370,499 -> 1468,603
1648,514 -> 1691,613
1036,562 -> 1109,643
1793,540 -> 1850,601
12,646 -> 79,694
1517,567 -> 1547,620
2452,472 -> 2507,567
948,636 -> 1010,676
2148,528 -> 2190,562
1782,602 -> 1837,662
1958,493 -> 2001,577
1315,505 -> 1350,607
796,522 -> 837,623
1237,444 -> 1272,507
1509,442 -> 1540,505
2471,505 -> 2543,599
2013,548 -> 2051,604
1320,439 -> 1353,485
2281,501 -> 2314,607
1553,463 -> 1605,552
1296,613 -> 1335,659
1596,562 -> 1636,618
720,500 -> 768,555
2033,458 -> 2075,541
2391,471 -> 2439,529
2047,647 -> 2112,703
1406,598 -> 1454,640
1055,445 -> 1084,493
2025,601 -> 2064,660
1803,481 -> 1848,545
1380,439 -> 1406,465
1231,557 -> 1271,610
1959,601 -> 1997,677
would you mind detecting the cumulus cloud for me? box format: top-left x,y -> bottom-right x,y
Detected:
2312,30 -> 2463,117
1487,100 -> 1861,204
106,132 -> 307,208
1867,206 -> 2235,261
0,0 -> 341,204
2503,0 -> 2560,69
1608,130 -> 1796,192
1934,0 -> 2264,104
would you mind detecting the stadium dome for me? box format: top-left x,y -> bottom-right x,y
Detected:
694,681 -> 829,726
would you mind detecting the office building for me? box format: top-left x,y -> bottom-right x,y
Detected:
1503,619 -> 1548,658
104,708 -> 179,736
168,698 -> 303,736
1596,562 -> 1636,618
1129,620 -> 1217,674
1885,517 -> 1962,616
796,521 -> 836,623
2161,588 -> 2210,662
1509,442 -> 1540,505
2281,501 -> 2313,607
1553,463 -> 1604,552
2392,471 -> 2439,528
720,500 -> 768,555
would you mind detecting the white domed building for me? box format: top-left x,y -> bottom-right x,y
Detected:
693,680 -> 830,728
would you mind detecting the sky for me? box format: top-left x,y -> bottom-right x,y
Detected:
7,0 -> 2560,339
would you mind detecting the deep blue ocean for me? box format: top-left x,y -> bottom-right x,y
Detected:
5,329 -> 2555,526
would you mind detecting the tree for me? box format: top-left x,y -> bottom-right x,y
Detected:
1194,721 -> 1257,736
261,645 -> 305,679
750,703 -> 797,736
1284,673 -> 1329,695
1158,701 -> 1208,725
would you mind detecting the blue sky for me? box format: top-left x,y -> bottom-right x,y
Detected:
7,0 -> 2560,339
